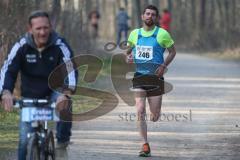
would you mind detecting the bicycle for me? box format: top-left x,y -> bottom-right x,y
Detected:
14,98 -> 59,160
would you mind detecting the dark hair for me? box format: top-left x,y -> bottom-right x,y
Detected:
28,10 -> 50,25
88,10 -> 100,19
143,5 -> 159,16
163,8 -> 169,13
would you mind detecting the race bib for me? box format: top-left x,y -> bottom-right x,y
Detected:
21,107 -> 59,122
135,45 -> 153,60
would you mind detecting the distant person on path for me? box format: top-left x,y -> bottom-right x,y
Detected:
160,9 -> 171,32
116,7 -> 129,45
88,10 -> 100,39
126,5 -> 176,157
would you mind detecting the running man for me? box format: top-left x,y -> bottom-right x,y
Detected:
126,5 -> 176,157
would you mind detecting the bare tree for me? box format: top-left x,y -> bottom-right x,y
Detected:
134,0 -> 142,27
50,0 -> 61,30
200,0 -> 206,29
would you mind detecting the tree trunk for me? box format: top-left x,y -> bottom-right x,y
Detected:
208,0 -> 215,28
151,0 -> 160,10
51,0 -> 61,30
200,0 -> 206,29
231,0 -> 236,27
224,0 -> 230,47
34,0 -> 41,9
134,0 -> 142,27
216,0 -> 224,29
224,0 -> 229,31
168,0 -> 172,12
191,0 -> 196,28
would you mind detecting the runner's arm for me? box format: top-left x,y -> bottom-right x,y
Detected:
156,45 -> 176,77
163,45 -> 176,67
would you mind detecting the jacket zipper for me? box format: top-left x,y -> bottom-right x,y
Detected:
39,52 -> 42,58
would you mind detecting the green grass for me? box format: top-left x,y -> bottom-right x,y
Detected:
0,107 -> 19,158
0,56 -> 120,158
0,96 -> 103,158
0,95 -> 103,151
72,58 -> 112,114
71,95 -> 102,114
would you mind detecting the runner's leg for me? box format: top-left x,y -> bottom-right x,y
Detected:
148,95 -> 162,122
136,96 -> 148,143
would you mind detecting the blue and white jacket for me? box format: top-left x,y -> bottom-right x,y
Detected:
0,31 -> 78,98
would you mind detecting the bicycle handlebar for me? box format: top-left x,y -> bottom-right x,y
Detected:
13,99 -> 56,109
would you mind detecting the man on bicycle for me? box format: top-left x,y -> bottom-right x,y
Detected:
126,5 -> 176,157
0,10 -> 78,160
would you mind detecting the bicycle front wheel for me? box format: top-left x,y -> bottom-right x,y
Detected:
45,130 -> 55,160
26,134 -> 40,160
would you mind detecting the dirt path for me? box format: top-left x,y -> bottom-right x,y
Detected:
64,53 -> 240,160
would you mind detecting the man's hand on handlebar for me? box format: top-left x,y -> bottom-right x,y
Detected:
1,90 -> 13,112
